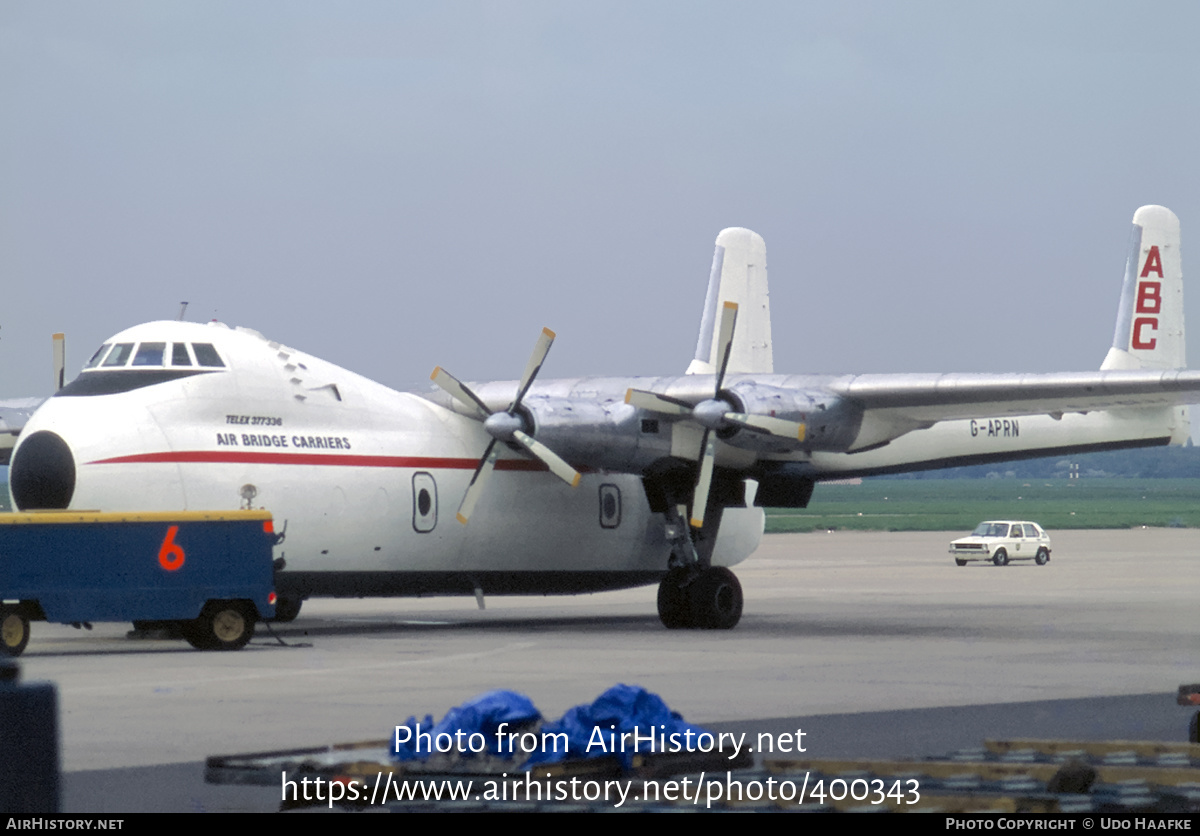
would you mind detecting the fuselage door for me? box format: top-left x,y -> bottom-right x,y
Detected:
412,472 -> 438,533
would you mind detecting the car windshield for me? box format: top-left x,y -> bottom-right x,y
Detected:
971,523 -> 1010,537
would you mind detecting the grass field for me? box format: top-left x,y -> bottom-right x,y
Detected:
2,476 -> 1197,531
765,478 -> 1200,533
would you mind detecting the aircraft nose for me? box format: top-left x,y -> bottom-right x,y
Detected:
10,430 -> 76,510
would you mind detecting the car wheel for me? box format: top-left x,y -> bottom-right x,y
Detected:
1035,548 -> 1050,566
955,558 -> 968,567
992,549 -> 1009,567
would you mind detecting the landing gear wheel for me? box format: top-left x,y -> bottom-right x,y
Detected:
688,567 -> 743,630
183,601 -> 255,651
1035,548 -> 1050,566
992,549 -> 1009,567
955,558 -> 968,567
657,570 -> 692,629
0,607 -> 30,657
272,595 -> 303,623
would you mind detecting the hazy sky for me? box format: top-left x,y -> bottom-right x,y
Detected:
3,1 -> 1199,399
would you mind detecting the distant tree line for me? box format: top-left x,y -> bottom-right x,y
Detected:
880,439 -> 1200,480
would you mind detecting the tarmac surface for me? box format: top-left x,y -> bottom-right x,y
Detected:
8,529 -> 1197,812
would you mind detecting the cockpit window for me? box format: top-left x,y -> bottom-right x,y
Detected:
192,343 -> 225,367
132,342 -> 166,366
84,344 -> 112,369
102,343 -> 134,367
171,343 -> 193,366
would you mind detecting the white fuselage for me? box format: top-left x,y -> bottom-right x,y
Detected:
11,322 -> 764,600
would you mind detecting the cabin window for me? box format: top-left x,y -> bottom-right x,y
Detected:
192,343 -> 225,367
102,343 -> 134,367
599,484 -> 621,528
132,342 -> 166,366
412,472 -> 438,533
84,344 -> 111,369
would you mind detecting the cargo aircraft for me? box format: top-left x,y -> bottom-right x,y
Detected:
7,206 -> 1199,630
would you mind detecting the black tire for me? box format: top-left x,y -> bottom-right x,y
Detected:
1035,548 -> 1050,566
1190,711 -> 1200,744
688,567 -> 743,630
0,607 -> 30,657
271,595 -> 303,623
184,601 -> 255,651
657,570 -> 692,629
992,549 -> 1009,567
955,558 -> 968,567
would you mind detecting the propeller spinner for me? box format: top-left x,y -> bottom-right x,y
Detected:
431,327 -> 581,524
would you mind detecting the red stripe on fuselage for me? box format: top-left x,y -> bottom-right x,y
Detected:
87,451 -> 550,471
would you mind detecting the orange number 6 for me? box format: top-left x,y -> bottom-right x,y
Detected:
158,525 -> 185,571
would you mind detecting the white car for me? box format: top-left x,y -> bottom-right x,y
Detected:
948,521 -> 1052,567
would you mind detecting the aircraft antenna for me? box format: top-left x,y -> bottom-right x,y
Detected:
178,301 -> 189,321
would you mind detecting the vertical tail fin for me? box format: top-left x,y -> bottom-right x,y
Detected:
687,227 -> 774,375
1102,205 -> 1185,371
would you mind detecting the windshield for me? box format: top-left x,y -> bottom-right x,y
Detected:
971,523 -> 1010,537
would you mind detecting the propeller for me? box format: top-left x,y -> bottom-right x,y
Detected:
626,301 -> 806,529
431,327 -> 581,524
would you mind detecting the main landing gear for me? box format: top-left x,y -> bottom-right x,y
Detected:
656,504 -> 744,630
657,566 -> 743,630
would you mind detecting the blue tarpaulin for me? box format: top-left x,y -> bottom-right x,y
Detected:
390,684 -> 710,772
392,689 -> 541,762
529,683 -> 708,769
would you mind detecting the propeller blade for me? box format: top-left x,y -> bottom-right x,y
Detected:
512,327 -> 556,408
713,301 -> 738,392
625,388 -> 694,416
690,431 -> 717,529
456,439 -> 500,524
513,430 -> 582,487
53,333 -> 66,391
431,366 -> 492,420
724,412 -> 807,442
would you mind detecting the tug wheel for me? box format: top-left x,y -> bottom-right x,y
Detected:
183,601 -> 255,651
0,607 -> 31,657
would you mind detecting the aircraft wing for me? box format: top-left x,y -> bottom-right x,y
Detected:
824,369 -> 1200,422
789,369 -> 1200,454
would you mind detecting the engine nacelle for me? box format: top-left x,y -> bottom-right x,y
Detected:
520,396 -> 673,473
723,383 -> 863,453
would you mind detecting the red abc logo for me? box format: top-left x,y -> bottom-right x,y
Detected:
1132,246 -> 1163,350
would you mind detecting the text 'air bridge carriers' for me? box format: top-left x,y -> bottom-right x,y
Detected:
0,509 -> 279,655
